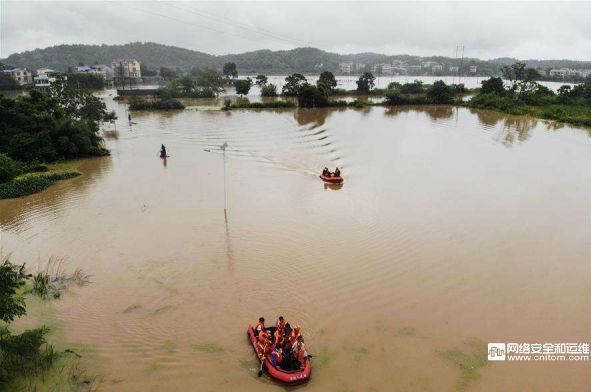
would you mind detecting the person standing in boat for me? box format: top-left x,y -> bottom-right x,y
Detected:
254,317 -> 266,337
276,316 -> 287,332
160,144 -> 167,158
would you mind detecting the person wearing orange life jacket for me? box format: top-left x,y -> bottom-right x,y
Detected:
292,336 -> 307,369
276,316 -> 287,332
273,328 -> 284,348
254,317 -> 265,337
258,328 -> 271,344
288,325 -> 302,349
256,339 -> 268,361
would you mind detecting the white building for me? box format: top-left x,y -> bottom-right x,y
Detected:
34,68 -> 63,88
355,63 -> 366,72
421,61 -> 440,69
339,62 -> 353,73
449,66 -> 459,73
469,65 -> 478,73
432,64 -> 443,73
549,68 -> 577,78
381,63 -> 394,75
408,65 -> 423,74
2,68 -> 33,85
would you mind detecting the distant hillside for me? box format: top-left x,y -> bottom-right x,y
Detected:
1,42 -> 217,72
2,42 -> 591,75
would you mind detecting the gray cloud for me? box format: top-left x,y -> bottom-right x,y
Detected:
2,1 -> 590,60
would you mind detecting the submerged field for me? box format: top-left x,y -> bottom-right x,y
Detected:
0,92 -> 590,391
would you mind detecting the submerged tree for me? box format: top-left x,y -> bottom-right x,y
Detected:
298,84 -> 329,108
356,72 -> 375,94
223,62 -> 238,79
282,73 -> 307,96
260,83 -> 278,97
235,79 -> 252,96
426,80 -> 454,104
317,71 -> 337,95
255,74 -> 268,87
480,77 -> 505,95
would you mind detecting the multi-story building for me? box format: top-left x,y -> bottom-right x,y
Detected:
112,59 -> 142,83
408,65 -> 423,75
2,68 -> 33,85
469,65 -> 478,73
34,68 -> 64,88
339,62 -> 353,74
380,63 -> 394,75
449,66 -> 459,73
421,61 -> 440,69
432,64 -> 443,74
355,63 -> 366,72
549,68 -> 577,78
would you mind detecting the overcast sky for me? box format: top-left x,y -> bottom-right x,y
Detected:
2,1 -> 590,60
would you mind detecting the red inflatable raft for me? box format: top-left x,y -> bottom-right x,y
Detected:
320,174 -> 344,184
247,326 -> 312,384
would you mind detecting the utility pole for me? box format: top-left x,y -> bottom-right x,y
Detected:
220,142 -> 228,212
458,45 -> 465,84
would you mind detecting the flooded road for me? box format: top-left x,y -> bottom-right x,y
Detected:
1,95 -> 590,391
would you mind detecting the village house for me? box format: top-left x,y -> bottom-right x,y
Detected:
34,68 -> 64,88
111,59 -> 142,84
2,68 -> 33,85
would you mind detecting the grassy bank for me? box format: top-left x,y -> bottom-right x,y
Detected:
1,257 -> 101,391
0,171 -> 81,199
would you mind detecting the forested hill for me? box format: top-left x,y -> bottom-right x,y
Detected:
2,42 -> 591,74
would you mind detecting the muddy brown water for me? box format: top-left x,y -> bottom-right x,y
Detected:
1,93 -> 590,391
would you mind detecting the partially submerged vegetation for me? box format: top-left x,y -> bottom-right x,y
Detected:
219,66 -> 591,129
157,67 -> 225,98
439,339 -> 488,392
0,170 -> 81,199
0,256 -> 95,390
129,96 -> 185,110
0,81 -> 114,198
223,99 -> 296,110
466,63 -> 591,126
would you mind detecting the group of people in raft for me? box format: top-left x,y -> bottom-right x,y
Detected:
322,167 -> 341,178
254,316 -> 308,371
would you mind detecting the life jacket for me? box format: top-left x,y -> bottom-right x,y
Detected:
254,321 -> 265,333
273,329 -> 283,344
271,349 -> 283,366
296,345 -> 306,364
289,329 -> 301,347
258,330 -> 270,343
276,318 -> 287,331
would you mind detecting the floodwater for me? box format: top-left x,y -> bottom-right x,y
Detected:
1,93 -> 590,392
